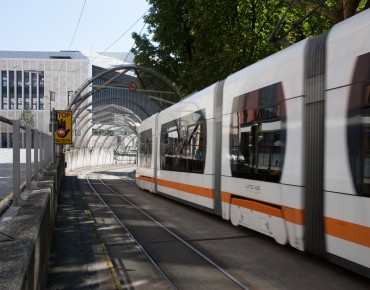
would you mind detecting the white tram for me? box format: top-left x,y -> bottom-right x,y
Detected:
136,9 -> 370,278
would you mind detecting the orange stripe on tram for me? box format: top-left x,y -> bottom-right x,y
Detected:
325,217 -> 370,248
141,180 -> 370,248
282,207 -> 304,225
137,175 -> 155,183
157,178 -> 214,199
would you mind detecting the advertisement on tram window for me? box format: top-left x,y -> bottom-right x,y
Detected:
55,110 -> 72,144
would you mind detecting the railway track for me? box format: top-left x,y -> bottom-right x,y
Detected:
77,166 -> 370,290
85,169 -> 249,289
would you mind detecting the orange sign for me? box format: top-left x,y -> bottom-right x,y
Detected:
55,110 -> 73,144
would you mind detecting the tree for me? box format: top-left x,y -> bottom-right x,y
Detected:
131,0 -> 364,96
19,108 -> 36,128
283,0 -> 370,22
132,0 -> 284,95
132,0 -> 196,97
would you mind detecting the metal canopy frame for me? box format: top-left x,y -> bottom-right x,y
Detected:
66,65 -> 182,150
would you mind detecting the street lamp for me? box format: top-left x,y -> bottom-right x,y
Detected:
68,91 -> 75,106
49,91 -> 55,110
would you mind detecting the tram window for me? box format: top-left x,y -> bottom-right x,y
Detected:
348,105 -> 370,197
230,83 -> 286,183
347,54 -> 370,197
363,87 -> 370,196
363,116 -> 370,196
139,129 -> 152,168
160,110 -> 206,173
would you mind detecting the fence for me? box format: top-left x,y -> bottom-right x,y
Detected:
0,116 -> 53,216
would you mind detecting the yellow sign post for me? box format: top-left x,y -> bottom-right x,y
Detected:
55,110 -> 73,144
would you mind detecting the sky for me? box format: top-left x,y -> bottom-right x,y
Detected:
1,0 -> 151,53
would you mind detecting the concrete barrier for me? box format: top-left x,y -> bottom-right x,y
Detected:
0,158 -> 64,290
65,148 -> 134,174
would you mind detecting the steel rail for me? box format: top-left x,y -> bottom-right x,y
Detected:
96,170 -> 250,290
85,171 -> 177,290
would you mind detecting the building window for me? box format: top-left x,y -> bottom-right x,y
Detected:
16,71 -> 22,110
9,71 -> 15,110
0,70 -> 44,110
1,71 -> 7,110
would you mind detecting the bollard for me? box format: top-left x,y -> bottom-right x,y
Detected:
34,129 -> 39,179
12,120 -> 20,205
26,125 -> 32,188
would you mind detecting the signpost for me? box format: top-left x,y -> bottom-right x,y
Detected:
128,81 -> 137,92
54,110 -> 73,144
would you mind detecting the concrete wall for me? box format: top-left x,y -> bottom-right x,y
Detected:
65,148 -> 114,174
0,159 -> 63,290
0,147 -> 133,289
65,148 -> 136,174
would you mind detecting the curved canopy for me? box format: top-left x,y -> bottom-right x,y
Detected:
66,64 -> 181,151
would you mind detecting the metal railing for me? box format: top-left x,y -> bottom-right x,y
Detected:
0,116 -> 53,216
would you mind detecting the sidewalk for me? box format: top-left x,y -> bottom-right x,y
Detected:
46,175 -> 121,290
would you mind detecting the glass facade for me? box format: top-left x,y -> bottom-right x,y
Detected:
1,70 -> 44,110
91,66 -> 161,122
0,51 -> 90,148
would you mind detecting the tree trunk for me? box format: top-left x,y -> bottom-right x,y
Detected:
342,0 -> 360,19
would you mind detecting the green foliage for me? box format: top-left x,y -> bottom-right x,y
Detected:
19,108 -> 36,128
132,0 -> 363,97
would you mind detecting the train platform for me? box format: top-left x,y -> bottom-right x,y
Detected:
46,175 -> 121,290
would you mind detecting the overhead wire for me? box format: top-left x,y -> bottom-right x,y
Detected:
68,0 -> 87,50
61,6 -> 149,108
101,9 -> 149,54
124,21 -> 147,63
68,9 -> 149,74
53,0 -> 87,101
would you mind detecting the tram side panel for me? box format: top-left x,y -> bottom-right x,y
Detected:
156,84 -> 218,211
324,9 -> 370,277
220,39 -> 307,247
